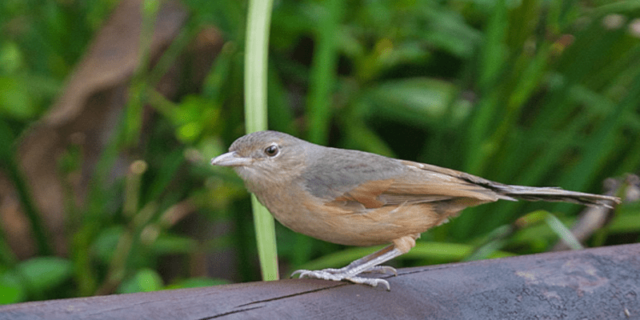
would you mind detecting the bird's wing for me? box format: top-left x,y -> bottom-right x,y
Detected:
326,160 -> 511,210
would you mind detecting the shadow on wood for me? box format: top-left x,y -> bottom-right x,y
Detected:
1,244 -> 639,319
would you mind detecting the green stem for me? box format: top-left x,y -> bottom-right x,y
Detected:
244,0 -> 279,281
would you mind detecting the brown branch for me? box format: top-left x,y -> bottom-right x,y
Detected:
1,243 -> 639,319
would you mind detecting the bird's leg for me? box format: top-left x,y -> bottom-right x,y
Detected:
321,245 -> 399,275
291,245 -> 403,290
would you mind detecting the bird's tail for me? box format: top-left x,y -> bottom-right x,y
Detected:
428,163 -> 621,208
492,184 -> 619,208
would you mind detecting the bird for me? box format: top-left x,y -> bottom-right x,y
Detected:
210,130 -> 620,290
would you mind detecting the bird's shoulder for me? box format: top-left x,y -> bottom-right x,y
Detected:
299,147 -> 405,200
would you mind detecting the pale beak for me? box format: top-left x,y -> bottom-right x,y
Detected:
210,151 -> 252,167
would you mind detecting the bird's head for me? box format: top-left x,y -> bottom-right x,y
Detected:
210,131 -> 308,191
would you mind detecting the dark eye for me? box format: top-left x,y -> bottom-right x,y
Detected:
264,144 -> 279,157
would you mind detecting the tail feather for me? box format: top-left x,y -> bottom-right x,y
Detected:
420,162 -> 621,208
493,185 -> 619,208
454,173 -> 620,208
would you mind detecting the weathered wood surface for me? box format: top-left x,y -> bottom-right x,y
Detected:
1,243 -> 638,319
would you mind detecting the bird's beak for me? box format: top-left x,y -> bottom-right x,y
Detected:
210,151 -> 252,167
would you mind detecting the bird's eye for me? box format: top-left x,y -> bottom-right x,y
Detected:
264,144 -> 279,157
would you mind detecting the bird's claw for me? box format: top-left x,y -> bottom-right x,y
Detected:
346,277 -> 391,291
365,265 -> 397,276
291,269 -> 392,290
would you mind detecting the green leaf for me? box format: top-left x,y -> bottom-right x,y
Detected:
92,226 -> 124,264
15,257 -> 73,292
0,274 -> 25,304
151,234 -> 198,255
544,212 -> 583,250
117,269 -> 164,294
362,78 -> 471,127
0,77 -> 36,120
420,7 -> 482,59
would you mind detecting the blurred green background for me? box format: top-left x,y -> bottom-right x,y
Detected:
1,0 -> 640,303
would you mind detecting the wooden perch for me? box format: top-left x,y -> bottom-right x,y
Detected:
1,243 -> 639,319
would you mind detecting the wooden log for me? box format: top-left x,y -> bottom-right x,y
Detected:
1,243 -> 639,319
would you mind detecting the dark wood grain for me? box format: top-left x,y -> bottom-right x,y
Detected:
1,243 -> 639,319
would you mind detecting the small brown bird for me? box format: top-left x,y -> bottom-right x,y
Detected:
211,130 -> 620,290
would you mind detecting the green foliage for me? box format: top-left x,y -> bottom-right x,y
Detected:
117,268 -> 164,294
0,0 -> 639,303
0,257 -> 73,303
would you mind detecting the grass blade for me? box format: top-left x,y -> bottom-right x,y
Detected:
244,0 -> 278,281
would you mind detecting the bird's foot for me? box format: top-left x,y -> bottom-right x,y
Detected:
320,265 -> 397,276
291,268 -> 393,290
